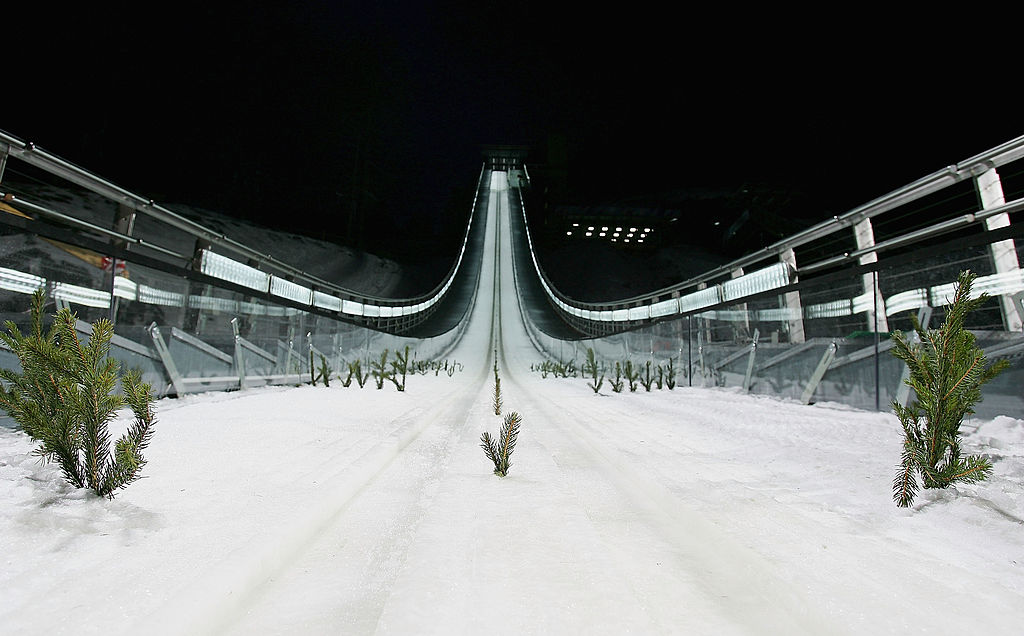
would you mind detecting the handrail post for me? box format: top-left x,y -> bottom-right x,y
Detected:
975,167 -> 1023,331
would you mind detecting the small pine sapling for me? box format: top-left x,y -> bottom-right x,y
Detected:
890,270 -> 1009,508
371,349 -> 390,389
492,357 -> 503,415
655,365 -> 664,390
389,346 -> 409,391
624,360 -> 639,392
480,411 -> 522,477
312,354 -> 332,387
583,347 -> 604,394
640,361 -> 654,392
0,289 -> 157,498
665,358 -> 677,390
347,359 -> 369,388
610,362 -> 625,393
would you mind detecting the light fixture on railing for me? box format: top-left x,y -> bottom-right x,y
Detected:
721,263 -> 793,302
313,290 -> 342,312
679,286 -> 722,313
199,250 -> 270,292
885,288 -> 928,316
0,266 -> 45,294
52,282 -> 110,308
270,276 -> 312,305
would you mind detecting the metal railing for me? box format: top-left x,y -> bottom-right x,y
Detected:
0,130 -> 482,334
519,135 -> 1024,337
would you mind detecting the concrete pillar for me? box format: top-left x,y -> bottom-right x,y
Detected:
975,167 -> 1023,331
779,248 -> 805,343
853,218 -> 888,333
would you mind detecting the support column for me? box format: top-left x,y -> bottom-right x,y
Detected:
780,248 -> 805,343
975,167 -> 1022,331
853,218 -> 888,333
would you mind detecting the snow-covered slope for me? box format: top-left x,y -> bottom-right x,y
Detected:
1,173 -> 1022,635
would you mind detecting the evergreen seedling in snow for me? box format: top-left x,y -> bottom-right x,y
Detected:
640,361 -> 654,392
492,356 -> 503,415
0,289 -> 156,499
311,353 -> 332,387
610,362 -> 625,393
371,349 -> 390,389
624,360 -> 639,392
480,411 -> 522,477
890,270 -> 1009,508
583,347 -> 604,394
389,346 -> 409,391
665,358 -> 676,390
346,359 -> 369,388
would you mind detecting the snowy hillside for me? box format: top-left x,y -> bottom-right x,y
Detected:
1,172 -> 1022,634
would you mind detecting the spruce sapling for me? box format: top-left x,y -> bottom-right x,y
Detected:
492,357 -> 503,415
371,349 -> 390,389
583,347 -> 604,394
0,289 -> 156,498
388,346 -> 409,391
610,362 -> 625,393
480,411 -> 522,477
665,358 -> 676,390
318,354 -> 332,387
347,359 -> 369,388
624,360 -> 639,392
640,361 -> 654,392
655,365 -> 664,390
890,270 -> 1009,508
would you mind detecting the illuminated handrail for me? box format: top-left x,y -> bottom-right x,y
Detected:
511,135 -> 1024,331
0,129 -> 486,330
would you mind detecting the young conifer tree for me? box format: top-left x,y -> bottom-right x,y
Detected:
891,270 -> 1009,507
0,289 -> 156,498
492,356 -> 503,415
583,347 -> 604,394
480,411 -> 522,477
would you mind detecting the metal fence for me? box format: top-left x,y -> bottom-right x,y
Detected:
516,138 -> 1024,419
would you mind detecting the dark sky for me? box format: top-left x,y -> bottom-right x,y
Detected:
4,2 -> 1021,257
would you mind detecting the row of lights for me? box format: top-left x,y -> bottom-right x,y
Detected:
566,223 -> 653,243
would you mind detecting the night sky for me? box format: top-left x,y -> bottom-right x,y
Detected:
4,2 -> 1021,261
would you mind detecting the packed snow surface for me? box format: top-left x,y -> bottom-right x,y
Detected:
2,173 -> 1023,635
